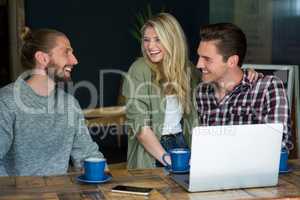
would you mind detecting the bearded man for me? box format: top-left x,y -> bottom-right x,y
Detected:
0,28 -> 105,176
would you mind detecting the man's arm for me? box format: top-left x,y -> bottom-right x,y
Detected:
70,102 -> 104,170
264,76 -> 291,150
0,101 -> 14,176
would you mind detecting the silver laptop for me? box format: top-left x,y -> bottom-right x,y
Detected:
170,123 -> 283,192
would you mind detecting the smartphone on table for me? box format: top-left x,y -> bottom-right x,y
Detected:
111,185 -> 153,196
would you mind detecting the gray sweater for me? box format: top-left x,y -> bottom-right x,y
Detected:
0,77 -> 103,176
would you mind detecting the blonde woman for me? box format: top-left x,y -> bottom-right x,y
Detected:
123,13 -> 258,169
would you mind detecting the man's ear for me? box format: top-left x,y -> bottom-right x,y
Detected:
227,55 -> 239,68
34,51 -> 50,69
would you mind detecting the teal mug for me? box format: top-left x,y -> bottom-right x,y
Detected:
162,148 -> 190,172
83,158 -> 106,181
279,150 -> 289,172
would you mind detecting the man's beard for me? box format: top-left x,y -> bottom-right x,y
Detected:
46,62 -> 71,83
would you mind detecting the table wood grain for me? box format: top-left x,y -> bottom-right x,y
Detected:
0,160 -> 300,200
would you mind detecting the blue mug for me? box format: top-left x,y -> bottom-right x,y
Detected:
279,150 -> 289,172
162,148 -> 190,171
84,158 -> 106,181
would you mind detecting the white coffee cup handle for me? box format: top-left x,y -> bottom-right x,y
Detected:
162,153 -> 171,168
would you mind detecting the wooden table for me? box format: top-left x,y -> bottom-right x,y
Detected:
0,160 -> 300,200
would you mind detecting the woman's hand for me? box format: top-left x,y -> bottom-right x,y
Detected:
105,170 -> 113,177
137,127 -> 169,166
247,68 -> 263,82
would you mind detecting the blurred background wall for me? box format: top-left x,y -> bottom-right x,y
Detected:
24,0 -> 208,108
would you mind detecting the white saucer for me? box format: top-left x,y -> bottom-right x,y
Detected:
76,174 -> 112,184
279,167 -> 292,174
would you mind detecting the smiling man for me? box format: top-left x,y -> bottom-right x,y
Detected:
195,23 -> 291,150
0,28 -> 104,176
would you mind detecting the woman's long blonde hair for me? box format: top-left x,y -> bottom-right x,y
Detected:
141,13 -> 191,114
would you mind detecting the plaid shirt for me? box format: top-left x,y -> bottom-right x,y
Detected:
196,73 -> 291,149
